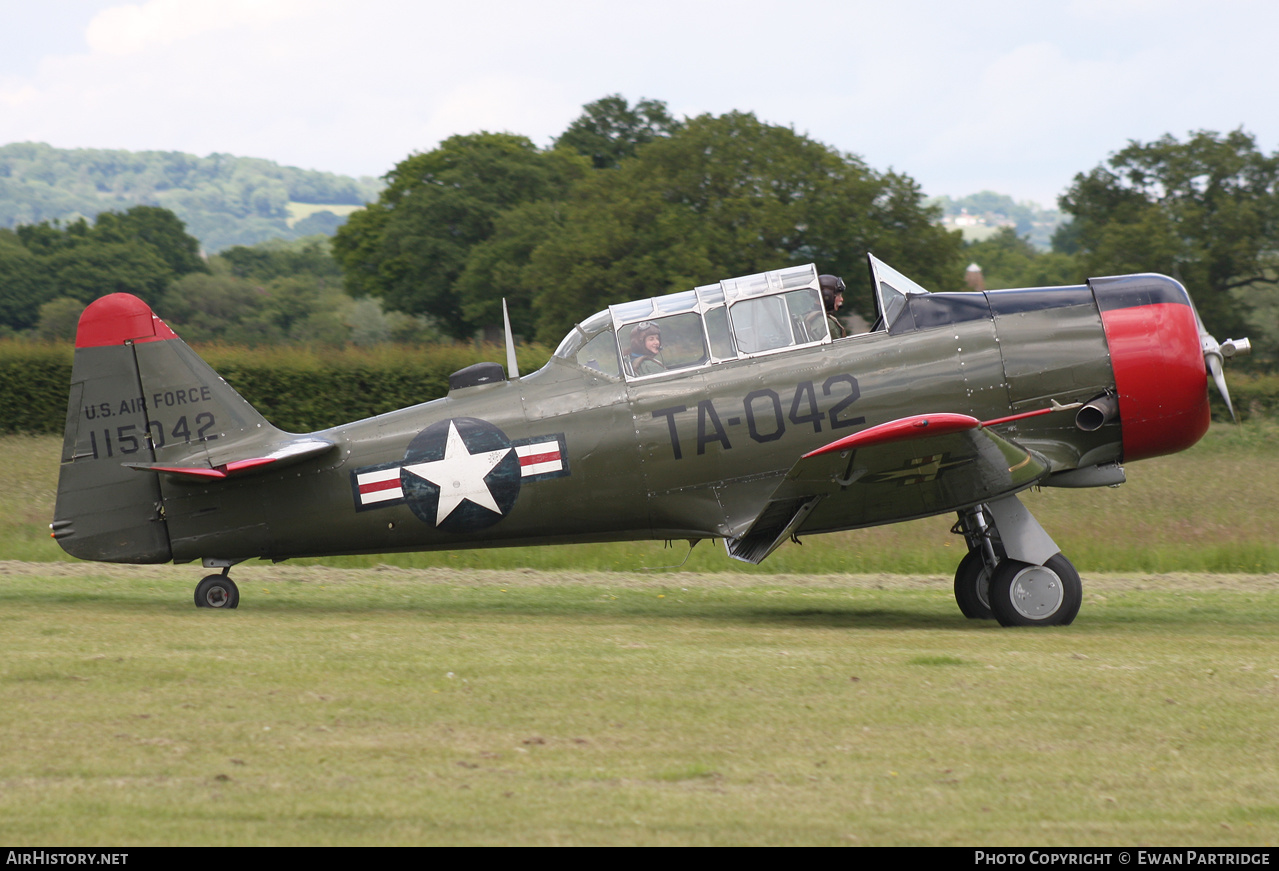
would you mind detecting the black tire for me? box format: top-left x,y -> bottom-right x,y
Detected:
988,554 -> 1081,627
953,549 -> 996,620
194,574 -> 240,609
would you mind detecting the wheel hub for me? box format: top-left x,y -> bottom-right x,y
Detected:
1009,566 -> 1064,619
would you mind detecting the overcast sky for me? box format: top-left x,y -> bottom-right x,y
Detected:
3,0 -> 1276,208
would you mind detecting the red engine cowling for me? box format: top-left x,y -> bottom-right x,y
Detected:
1090,275 -> 1210,463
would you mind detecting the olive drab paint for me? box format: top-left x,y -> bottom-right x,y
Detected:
51,256 -> 1248,626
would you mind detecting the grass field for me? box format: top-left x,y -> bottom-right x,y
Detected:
0,564 -> 1276,846
2,426 -> 1277,845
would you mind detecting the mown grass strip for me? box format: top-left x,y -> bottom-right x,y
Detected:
0,567 -> 1276,846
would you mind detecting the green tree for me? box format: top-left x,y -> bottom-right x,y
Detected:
252,275 -> 351,345
335,104 -> 961,345
92,206 -> 208,277
519,111 -> 963,341
965,227 -> 1082,289
0,229 -> 48,330
455,201 -> 563,339
15,216 -> 93,256
1060,129 -> 1279,338
332,133 -> 588,337
158,267 -> 267,342
0,207 -> 207,329
343,296 -> 444,346
220,235 -> 342,282
156,236 -> 441,348
160,257 -> 354,348
47,240 -> 173,305
554,94 -> 683,169
35,297 -> 85,341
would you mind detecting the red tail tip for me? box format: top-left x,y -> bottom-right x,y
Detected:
75,294 -> 179,348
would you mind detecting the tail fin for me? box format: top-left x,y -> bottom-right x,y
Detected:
53,294 -> 320,563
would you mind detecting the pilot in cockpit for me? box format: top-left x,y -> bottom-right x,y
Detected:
820,274 -> 848,339
628,322 -> 665,375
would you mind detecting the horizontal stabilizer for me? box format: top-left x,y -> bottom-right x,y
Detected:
124,437 -> 337,481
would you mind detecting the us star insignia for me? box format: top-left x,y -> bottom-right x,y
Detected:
350,417 -> 568,531
402,421 -> 510,525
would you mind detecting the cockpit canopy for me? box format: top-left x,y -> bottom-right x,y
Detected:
552,255 -> 934,381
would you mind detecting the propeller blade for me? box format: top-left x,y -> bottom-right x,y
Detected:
1204,351 -> 1236,423
1185,291 -> 1248,424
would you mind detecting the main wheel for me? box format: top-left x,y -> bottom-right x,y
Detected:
988,554 -> 1081,627
194,574 -> 240,609
953,550 -> 996,620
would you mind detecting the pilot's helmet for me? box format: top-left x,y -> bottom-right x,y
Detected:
820,274 -> 846,311
629,322 -> 662,356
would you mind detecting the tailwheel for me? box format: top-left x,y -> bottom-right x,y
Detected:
988,554 -> 1081,627
194,573 -> 240,609
953,549 -> 998,620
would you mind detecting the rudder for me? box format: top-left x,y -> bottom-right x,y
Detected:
53,294 -> 283,563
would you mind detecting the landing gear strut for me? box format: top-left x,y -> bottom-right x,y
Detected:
952,497 -> 1082,627
194,567 -> 240,609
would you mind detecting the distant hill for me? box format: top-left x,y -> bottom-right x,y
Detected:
0,142 -> 382,252
928,191 -> 1066,251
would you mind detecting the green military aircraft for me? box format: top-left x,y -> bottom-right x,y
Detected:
51,256 -> 1250,626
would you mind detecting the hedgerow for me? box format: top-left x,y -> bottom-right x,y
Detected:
0,340 -> 550,434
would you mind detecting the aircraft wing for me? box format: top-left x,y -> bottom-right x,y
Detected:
724,413 -> 1050,563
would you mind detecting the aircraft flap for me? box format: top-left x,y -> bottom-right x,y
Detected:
730,414 -> 1050,552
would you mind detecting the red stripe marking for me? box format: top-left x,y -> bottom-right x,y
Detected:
359,478 -> 402,495
519,451 -> 560,466
149,465 -> 227,479
981,407 -> 1054,427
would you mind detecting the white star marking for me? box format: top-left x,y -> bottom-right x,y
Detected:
402,421 -> 512,526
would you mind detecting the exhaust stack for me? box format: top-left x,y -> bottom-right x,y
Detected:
1075,393 -> 1119,432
